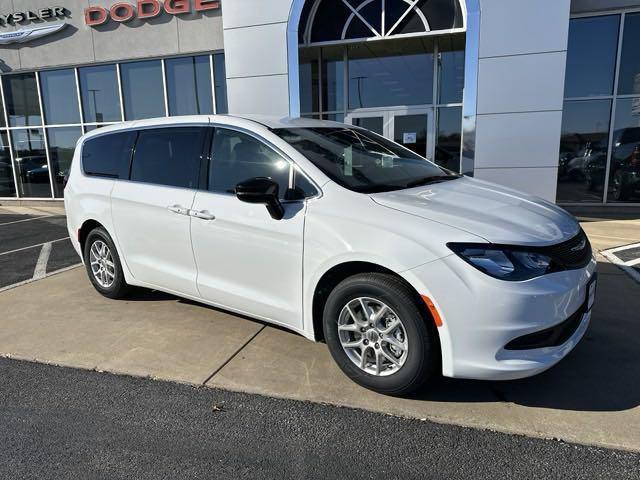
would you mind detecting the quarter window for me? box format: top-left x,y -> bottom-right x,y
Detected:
82,131 -> 136,179
130,127 -> 204,189
208,128 -> 290,198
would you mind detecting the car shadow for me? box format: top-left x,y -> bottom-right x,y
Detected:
411,261 -> 640,412
121,261 -> 639,413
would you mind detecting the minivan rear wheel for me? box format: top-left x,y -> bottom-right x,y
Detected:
84,227 -> 131,299
323,273 -> 439,396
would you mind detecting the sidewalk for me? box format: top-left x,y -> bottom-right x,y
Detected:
0,217 -> 638,451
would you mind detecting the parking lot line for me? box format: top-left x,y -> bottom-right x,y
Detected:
0,264 -> 81,294
33,243 -> 53,280
0,215 -> 60,227
0,237 -> 70,257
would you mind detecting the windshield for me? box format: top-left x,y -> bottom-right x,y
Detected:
272,127 -> 459,193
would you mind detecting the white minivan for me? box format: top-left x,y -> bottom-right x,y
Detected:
65,115 -> 597,395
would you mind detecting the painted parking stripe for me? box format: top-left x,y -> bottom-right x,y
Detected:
601,242 -> 640,284
0,215 -> 59,226
33,242 -> 52,280
0,237 -> 70,257
0,264 -> 81,294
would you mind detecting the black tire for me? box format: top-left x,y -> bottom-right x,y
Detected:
83,227 -> 131,299
323,273 -> 439,396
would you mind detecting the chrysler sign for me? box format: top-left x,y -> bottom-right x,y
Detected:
85,0 -> 220,26
0,7 -> 68,25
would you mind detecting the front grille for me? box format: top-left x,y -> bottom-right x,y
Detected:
540,229 -> 592,270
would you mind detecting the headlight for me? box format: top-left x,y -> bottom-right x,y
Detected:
448,244 -> 559,281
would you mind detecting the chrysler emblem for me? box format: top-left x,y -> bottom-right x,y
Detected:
570,238 -> 586,252
0,23 -> 66,45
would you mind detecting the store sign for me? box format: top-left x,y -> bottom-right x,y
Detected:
0,7 -> 68,25
85,0 -> 220,26
0,23 -> 67,45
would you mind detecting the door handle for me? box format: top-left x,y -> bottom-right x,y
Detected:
167,204 -> 189,215
190,209 -> 216,221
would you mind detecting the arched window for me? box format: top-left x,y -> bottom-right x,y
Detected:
300,0 -> 465,45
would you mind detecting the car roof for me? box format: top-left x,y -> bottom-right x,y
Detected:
80,114 -> 348,142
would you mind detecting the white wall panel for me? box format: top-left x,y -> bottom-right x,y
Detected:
480,0 -> 571,58
224,23 -> 289,79
475,167 -> 559,201
222,0 -> 293,28
226,75 -> 291,116
477,52 -> 567,114
475,111 -> 564,169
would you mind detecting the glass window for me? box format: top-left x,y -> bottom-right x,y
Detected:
273,127 -> 456,193
120,60 -> 165,120
438,36 -> 465,104
79,65 -> 122,123
352,116 -> 384,135
348,38 -> 434,109
213,53 -> 228,114
209,128 -> 290,198
607,98 -> 640,202
322,46 -> 345,112
166,56 -> 214,116
617,13 -> 640,96
299,49 -> 319,114
564,16 -> 620,98
10,129 -> 50,198
40,69 -> 80,125
557,100 -> 612,203
3,73 -> 42,127
48,127 -> 82,198
324,112 -> 344,122
0,132 -> 15,197
436,106 -> 462,172
82,131 -> 136,178
130,127 -> 204,188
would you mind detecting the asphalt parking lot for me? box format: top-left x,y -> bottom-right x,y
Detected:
0,211 -> 80,291
3,358 -> 639,480
0,206 -> 639,455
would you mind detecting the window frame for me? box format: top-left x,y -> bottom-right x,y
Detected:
562,8 -> 640,206
0,51 -> 228,200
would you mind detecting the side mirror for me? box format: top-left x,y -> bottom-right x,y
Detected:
236,177 -> 284,220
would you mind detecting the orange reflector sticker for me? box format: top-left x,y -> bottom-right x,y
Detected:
421,295 -> 443,327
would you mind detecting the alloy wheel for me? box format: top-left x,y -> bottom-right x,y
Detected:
337,297 -> 408,376
89,240 -> 116,288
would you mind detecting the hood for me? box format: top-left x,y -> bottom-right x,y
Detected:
371,177 -> 580,246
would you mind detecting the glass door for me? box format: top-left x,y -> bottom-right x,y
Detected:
344,111 -> 387,136
390,108 -> 434,160
345,108 -> 434,160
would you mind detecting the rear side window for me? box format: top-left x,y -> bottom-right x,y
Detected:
82,131 -> 135,178
130,127 -> 205,189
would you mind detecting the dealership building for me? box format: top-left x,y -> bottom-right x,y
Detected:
0,0 -> 639,206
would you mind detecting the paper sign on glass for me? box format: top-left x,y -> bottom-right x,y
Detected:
403,132 -> 417,144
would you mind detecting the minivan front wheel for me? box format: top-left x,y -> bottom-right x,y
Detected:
84,227 -> 131,299
323,273 -> 439,396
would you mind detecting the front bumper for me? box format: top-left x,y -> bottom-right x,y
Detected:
401,253 -> 598,381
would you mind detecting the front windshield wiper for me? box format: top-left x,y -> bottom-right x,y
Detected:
405,175 -> 461,189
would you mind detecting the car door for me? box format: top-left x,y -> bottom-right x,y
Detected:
111,126 -> 207,297
190,127 -> 308,330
